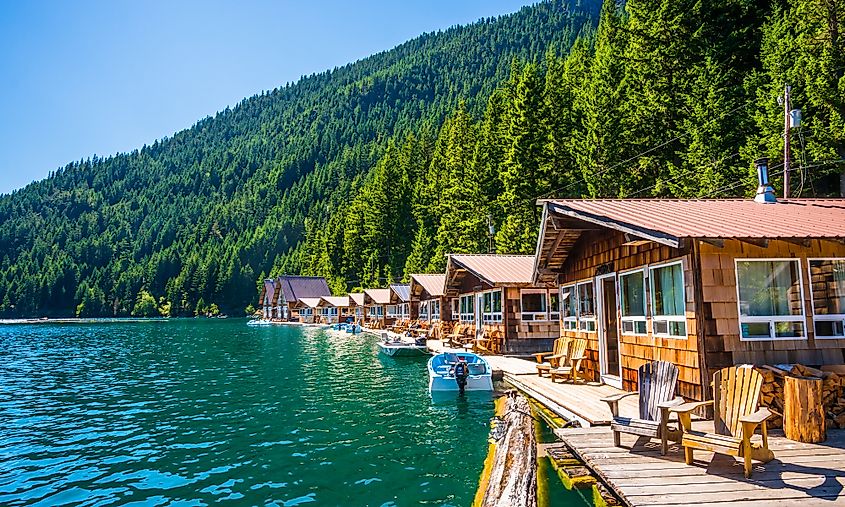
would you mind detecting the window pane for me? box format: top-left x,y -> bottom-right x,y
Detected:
483,293 -> 492,313
737,260 -> 802,317
549,292 -> 560,312
634,320 -> 647,334
653,320 -> 668,335
774,321 -> 803,338
578,283 -> 594,317
492,291 -> 502,313
651,263 -> 684,317
620,271 -> 646,317
521,292 -> 546,313
816,320 -> 845,337
741,322 -> 771,339
810,260 -> 845,315
669,321 -> 686,337
561,287 -> 576,318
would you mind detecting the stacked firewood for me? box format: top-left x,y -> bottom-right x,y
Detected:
757,364 -> 845,429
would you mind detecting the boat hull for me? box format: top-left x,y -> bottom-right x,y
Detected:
427,352 -> 494,392
378,342 -> 428,357
428,374 -> 493,391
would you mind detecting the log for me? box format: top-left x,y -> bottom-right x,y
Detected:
783,375 -> 826,443
475,393 -> 537,507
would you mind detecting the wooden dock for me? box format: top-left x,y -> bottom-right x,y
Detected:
552,424 -> 845,506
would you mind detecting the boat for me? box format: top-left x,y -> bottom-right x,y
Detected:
247,319 -> 272,327
330,322 -> 361,333
428,352 -> 494,392
377,333 -> 428,357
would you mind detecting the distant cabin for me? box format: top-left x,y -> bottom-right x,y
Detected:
258,275 -> 331,321
363,288 -> 393,329
533,197 -> 845,401
409,273 -> 447,324
388,284 -> 411,322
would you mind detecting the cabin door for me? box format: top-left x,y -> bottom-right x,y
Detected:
596,273 -> 623,389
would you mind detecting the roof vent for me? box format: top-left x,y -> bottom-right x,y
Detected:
754,157 -> 777,204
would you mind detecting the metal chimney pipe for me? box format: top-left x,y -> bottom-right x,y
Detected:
754,157 -> 777,203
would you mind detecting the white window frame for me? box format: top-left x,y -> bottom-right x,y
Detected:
459,294 -> 475,322
734,258 -> 806,341
519,288 -> 549,321
451,298 -> 459,320
649,260 -> 688,339
431,299 -> 441,322
386,304 -> 399,318
398,303 -> 410,319
548,289 -> 560,321
808,258 -> 845,339
576,280 -> 596,332
619,268 -> 648,337
481,289 -> 503,324
375,306 -> 384,318
560,284 -> 578,331
420,300 -> 429,320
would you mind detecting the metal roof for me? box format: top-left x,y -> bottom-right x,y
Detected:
278,275 -> 331,302
448,254 -> 537,286
320,296 -> 351,307
543,199 -> 845,244
364,288 -> 392,305
389,283 -> 411,302
349,293 -> 365,306
297,297 -> 323,308
409,274 -> 446,298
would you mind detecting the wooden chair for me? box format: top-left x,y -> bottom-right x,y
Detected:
670,365 -> 774,478
534,338 -> 571,377
601,360 -> 684,455
549,338 -> 587,383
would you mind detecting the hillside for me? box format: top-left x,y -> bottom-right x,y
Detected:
0,0 -> 602,317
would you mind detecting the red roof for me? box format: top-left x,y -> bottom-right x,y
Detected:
543,199 -> 845,244
448,254 -> 536,286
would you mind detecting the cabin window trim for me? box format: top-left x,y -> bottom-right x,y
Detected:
459,294 -> 475,322
451,298 -> 459,320
419,300 -> 430,321
560,284 -> 578,330
519,288 -> 548,321
735,258 -> 806,341
808,258 -> 845,339
576,280 -> 597,332
548,289 -> 560,321
430,299 -> 441,322
386,304 -> 399,318
481,289 -> 503,323
619,268 -> 649,336
398,303 -> 409,319
648,260 -> 688,338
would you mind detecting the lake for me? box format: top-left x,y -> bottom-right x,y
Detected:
0,319 -> 588,506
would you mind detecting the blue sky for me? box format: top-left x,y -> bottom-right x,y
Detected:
0,0 -> 529,194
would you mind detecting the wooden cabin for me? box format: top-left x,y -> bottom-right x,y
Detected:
409,274 -> 449,324
349,292 -> 367,324
388,284 -> 412,323
318,296 -> 353,324
293,297 -> 323,324
258,275 -> 331,321
363,288 -> 393,329
444,254 -> 558,353
533,197 -> 845,401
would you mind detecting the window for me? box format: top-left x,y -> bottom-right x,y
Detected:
736,259 -> 804,340
520,289 -> 548,321
355,307 -> 362,317
650,261 -> 687,337
431,300 -> 441,321
809,259 -> 845,338
620,270 -> 648,335
386,305 -> 398,317
577,281 -> 596,332
459,294 -> 475,322
548,290 -> 560,321
451,299 -> 459,320
420,301 -> 429,320
561,285 -> 577,330
398,303 -> 410,319
482,290 -> 503,323
376,306 -> 384,317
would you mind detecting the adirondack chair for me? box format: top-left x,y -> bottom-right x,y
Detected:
670,365 -> 774,478
600,360 -> 684,455
534,337 -> 571,377
549,338 -> 588,383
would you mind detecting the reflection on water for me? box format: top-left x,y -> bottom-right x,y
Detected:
0,320 -> 494,506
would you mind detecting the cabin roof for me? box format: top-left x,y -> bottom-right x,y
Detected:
364,288 -> 392,305
446,254 -> 537,288
297,297 -> 323,308
278,275 -> 331,302
534,198 -> 845,283
389,283 -> 411,303
349,293 -> 365,306
320,296 -> 350,307
409,274 -> 446,298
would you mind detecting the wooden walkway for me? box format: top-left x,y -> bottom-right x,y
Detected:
552,424 -> 845,506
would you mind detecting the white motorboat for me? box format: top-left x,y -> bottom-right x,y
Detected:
377,333 -> 428,357
428,352 -> 493,392
247,319 -> 272,327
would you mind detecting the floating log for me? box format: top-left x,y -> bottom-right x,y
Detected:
783,375 -> 826,443
474,392 -> 537,507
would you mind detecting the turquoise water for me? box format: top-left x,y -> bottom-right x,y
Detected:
0,319 -> 590,506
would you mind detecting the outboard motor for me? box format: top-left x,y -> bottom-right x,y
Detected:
453,358 -> 469,394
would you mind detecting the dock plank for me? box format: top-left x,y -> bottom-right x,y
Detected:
551,425 -> 845,506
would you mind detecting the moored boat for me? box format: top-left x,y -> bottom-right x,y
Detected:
247,319 -> 272,326
377,333 -> 427,357
428,352 -> 493,392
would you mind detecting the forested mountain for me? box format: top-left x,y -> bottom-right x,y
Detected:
1,0 -> 843,318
